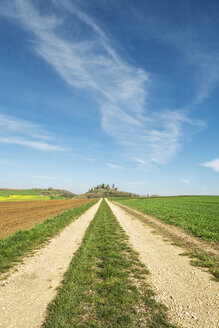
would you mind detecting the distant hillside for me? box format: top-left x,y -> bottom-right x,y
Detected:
81,184 -> 140,198
0,185 -> 140,200
38,188 -> 76,199
0,188 -> 76,200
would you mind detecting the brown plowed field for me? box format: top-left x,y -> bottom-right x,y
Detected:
0,199 -> 93,238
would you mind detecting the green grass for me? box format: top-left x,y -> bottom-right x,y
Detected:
0,200 -> 97,274
0,189 -> 41,197
180,249 -> 219,280
50,196 -> 66,200
113,196 -> 219,242
43,200 -> 176,328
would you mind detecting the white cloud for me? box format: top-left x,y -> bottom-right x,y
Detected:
0,113 -> 32,131
0,113 -> 49,137
181,178 -> 190,185
0,1 -> 205,164
0,137 -> 64,151
202,158 -> 219,172
106,163 -> 123,169
134,159 -> 148,165
0,113 -> 65,152
68,153 -> 96,162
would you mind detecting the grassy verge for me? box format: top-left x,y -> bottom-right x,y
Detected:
113,202 -> 219,281
0,200 -> 97,274
43,199 -> 176,328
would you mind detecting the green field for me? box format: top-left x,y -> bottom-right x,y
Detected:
0,189 -> 68,201
113,196 -> 219,242
0,189 -> 40,197
0,189 -> 50,201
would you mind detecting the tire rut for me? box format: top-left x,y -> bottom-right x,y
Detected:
107,199 -> 219,328
0,200 -> 102,328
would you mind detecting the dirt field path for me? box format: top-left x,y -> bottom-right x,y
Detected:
0,200 -> 101,328
107,199 -> 219,328
116,202 -> 219,256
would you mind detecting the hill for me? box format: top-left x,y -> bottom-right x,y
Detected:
81,184 -> 140,198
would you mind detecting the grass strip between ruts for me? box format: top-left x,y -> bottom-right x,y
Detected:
43,199 -> 177,328
0,200 -> 97,274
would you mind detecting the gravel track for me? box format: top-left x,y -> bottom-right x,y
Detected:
107,199 -> 219,328
0,200 -> 101,328
116,201 -> 219,256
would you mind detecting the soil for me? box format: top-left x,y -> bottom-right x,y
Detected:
0,200 -> 101,328
0,198 -> 93,238
107,199 -> 219,328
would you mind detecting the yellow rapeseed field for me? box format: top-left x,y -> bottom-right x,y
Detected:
0,195 -> 50,202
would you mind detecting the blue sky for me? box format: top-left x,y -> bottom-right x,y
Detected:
0,0 -> 218,195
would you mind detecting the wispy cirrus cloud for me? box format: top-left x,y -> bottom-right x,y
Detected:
202,158 -> 219,172
181,178 -> 190,185
0,113 -> 65,152
0,112 -> 50,138
106,163 -> 123,169
0,137 -> 64,151
0,0 -> 205,164
77,156 -> 96,163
